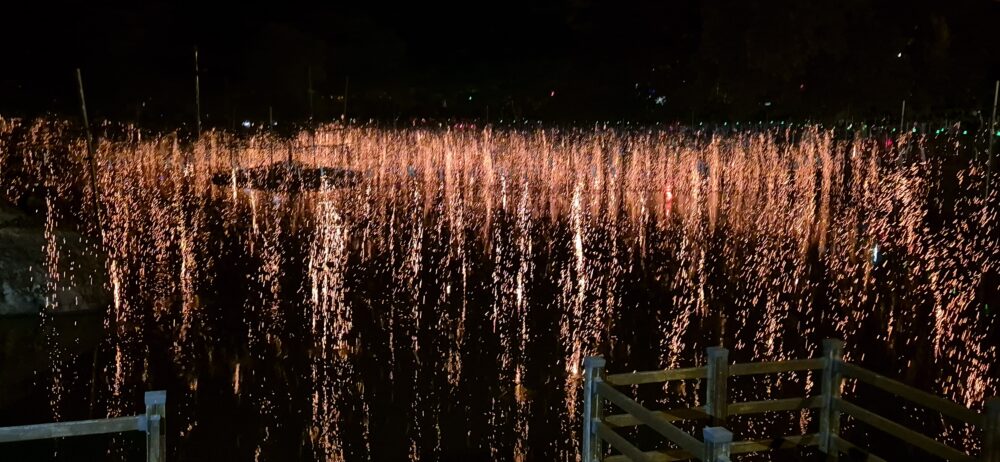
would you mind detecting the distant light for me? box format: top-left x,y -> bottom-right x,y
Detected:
996,131 -> 1000,136
468,96 -> 473,101
550,90 -> 556,97
897,52 -> 902,58
764,101 -> 772,107
242,120 -> 251,128
962,130 -> 968,135
872,244 -> 880,264
912,128 -> 916,133
654,96 -> 666,105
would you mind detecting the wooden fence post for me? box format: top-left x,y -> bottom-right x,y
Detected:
144,390 -> 166,462
583,356 -> 606,462
703,426 -> 732,462
985,398 -> 1000,462
706,346 -> 729,426
819,339 -> 844,459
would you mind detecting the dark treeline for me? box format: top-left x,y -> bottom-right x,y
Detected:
1,0 -> 998,127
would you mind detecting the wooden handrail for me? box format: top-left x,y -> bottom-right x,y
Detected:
839,361 -> 984,426
729,358 -> 824,376
603,357 -> 823,387
605,397 -> 823,428
835,398 -> 976,462
605,407 -> 708,428
596,381 -> 705,455
727,396 -> 823,414
583,340 -> 997,462
0,390 -> 166,462
605,366 -> 707,386
0,415 -> 143,443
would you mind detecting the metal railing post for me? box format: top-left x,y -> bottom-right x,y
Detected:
985,398 -> 1000,462
144,390 -> 166,462
706,346 -> 729,426
583,356 -> 606,462
703,426 -> 732,462
819,339 -> 844,459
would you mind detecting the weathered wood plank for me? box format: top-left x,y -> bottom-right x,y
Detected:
729,358 -> 824,376
705,347 -> 729,424
0,416 -> 143,443
604,407 -> 708,428
831,435 -> 889,462
985,399 -> 1000,462
605,367 -> 707,386
839,362 -> 984,426
603,434 -> 820,462
604,448 -> 691,462
596,421 -> 653,462
728,396 -> 823,415
596,381 -> 704,455
835,398 -> 975,462
604,397 -> 821,429
730,433 -> 819,453
819,339 -> 844,458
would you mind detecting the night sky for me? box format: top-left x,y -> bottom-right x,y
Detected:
2,0 -> 999,126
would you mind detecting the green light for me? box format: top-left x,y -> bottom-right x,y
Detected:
996,131 -> 1000,136
962,130 -> 968,135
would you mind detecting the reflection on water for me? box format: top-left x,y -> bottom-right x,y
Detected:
0,120 -> 997,460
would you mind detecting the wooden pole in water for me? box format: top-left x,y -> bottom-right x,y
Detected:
269,106 -> 275,164
987,80 -> 998,197
308,66 -> 315,122
194,47 -> 202,138
342,75 -> 349,121
75,69 -> 103,226
76,68 -> 104,419
899,99 -> 906,134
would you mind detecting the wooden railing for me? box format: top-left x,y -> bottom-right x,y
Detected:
582,340 -> 1000,462
0,390 -> 166,462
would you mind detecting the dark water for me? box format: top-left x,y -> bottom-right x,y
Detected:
0,126 -> 997,462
